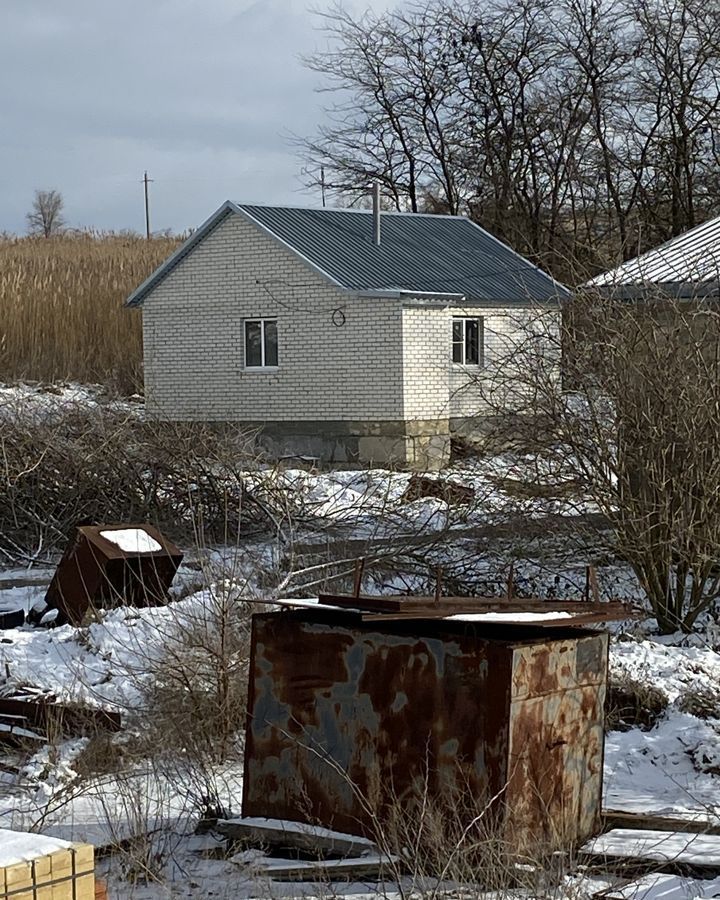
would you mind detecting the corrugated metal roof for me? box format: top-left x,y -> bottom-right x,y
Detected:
125,201 -> 568,308
589,215 -> 720,287
238,205 -> 565,303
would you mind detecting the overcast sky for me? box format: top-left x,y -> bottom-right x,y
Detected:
0,0 -> 396,235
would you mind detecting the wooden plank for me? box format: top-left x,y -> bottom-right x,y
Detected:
0,845 -> 95,900
31,854 -> 54,900
251,854 -> 399,882
603,873 -> 720,900
0,697 -> 121,737
361,605 -> 633,625
317,593 -> 636,624
603,811 -> 720,836
320,592 -> 633,613
581,829 -> 720,870
216,816 -> 376,857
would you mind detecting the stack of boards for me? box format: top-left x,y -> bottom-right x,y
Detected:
0,829 -> 96,899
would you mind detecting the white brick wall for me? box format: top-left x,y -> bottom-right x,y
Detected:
400,305 -> 451,420
143,213 -> 405,422
399,303 -> 562,421
141,211 -> 560,429
450,306 -> 560,418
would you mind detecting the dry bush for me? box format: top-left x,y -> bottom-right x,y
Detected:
606,673 -> 669,732
380,790 -> 561,894
678,685 -> 720,720
138,590 -> 253,764
0,399 -> 275,559
479,295 -> 720,633
0,232 -> 179,393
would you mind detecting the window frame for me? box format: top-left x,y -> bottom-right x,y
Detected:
452,316 -> 484,367
244,318 -> 279,371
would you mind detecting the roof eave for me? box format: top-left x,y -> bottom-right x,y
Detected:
582,280 -> 720,301
351,289 -> 466,301
124,201 -> 238,308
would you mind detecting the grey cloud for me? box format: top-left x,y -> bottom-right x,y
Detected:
0,0 -> 398,233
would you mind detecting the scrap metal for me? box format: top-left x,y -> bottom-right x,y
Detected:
243,601 -> 611,849
40,523 -> 182,626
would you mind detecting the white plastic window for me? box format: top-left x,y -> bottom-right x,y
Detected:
244,319 -> 278,368
452,317 -> 483,366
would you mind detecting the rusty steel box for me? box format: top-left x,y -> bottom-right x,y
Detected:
42,524 -> 183,626
242,609 -> 608,848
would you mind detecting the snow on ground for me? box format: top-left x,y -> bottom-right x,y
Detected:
605,710 -> 720,819
0,590 -> 236,710
583,828 -> 720,865
0,381 -> 142,421
611,635 -> 720,703
0,435 -> 718,896
604,634 -> 720,820
245,455 -> 597,545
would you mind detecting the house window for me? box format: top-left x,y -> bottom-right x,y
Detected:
244,319 -> 278,368
452,317 -> 483,366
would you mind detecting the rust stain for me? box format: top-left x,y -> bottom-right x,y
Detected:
41,524 -> 182,625
243,610 -> 607,849
506,633 -> 608,848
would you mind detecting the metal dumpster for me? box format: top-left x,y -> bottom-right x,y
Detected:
242,600 -> 611,849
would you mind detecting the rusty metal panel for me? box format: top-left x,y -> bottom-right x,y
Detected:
505,633 -> 608,848
242,610 -> 513,839
42,524 -> 183,626
319,592 -> 634,624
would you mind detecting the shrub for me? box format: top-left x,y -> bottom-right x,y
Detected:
0,398 -> 269,558
605,673 -> 669,732
135,589 -> 253,764
678,686 -> 720,720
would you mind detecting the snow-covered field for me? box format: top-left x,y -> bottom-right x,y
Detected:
1,383 -> 720,898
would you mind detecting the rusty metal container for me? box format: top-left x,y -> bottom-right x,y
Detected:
41,524 -> 183,625
242,608 -> 608,849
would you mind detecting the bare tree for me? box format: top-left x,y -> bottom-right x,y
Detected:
477,292 -> 720,634
301,0 -> 720,282
26,189 -> 65,237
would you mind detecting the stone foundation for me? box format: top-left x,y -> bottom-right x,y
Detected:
252,419 -> 451,470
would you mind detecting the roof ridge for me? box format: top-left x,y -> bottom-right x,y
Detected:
236,202 -> 466,220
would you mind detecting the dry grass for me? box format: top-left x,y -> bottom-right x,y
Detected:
0,232 -> 180,394
605,672 -> 669,732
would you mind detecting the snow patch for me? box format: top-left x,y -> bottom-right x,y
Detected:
100,528 -> 161,554
448,611 -> 574,623
0,828 -> 73,866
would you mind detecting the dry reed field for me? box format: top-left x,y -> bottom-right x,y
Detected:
0,233 -> 181,394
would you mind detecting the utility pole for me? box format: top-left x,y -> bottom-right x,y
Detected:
142,171 -> 153,239
320,166 -> 326,208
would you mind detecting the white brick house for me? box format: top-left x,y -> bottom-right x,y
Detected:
126,200 -> 567,468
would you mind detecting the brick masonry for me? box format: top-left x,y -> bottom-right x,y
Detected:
140,211 -> 560,467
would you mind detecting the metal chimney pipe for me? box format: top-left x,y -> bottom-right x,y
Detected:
373,182 -> 381,246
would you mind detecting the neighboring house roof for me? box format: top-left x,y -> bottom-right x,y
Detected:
588,215 -> 720,288
126,201 -> 568,308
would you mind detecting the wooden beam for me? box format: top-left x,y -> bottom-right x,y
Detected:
216,817 -> 376,858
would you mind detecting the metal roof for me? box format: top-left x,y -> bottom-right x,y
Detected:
240,204 -> 565,302
125,201 -> 568,307
589,215 -> 720,287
